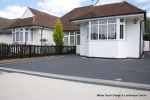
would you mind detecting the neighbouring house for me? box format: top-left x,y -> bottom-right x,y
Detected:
0,17 -> 14,44
6,7 -> 79,47
69,1 -> 146,58
7,7 -> 58,45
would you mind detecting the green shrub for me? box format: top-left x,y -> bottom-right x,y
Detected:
53,19 -> 64,46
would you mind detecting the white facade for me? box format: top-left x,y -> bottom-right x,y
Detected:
74,14 -> 145,58
0,33 -> 12,44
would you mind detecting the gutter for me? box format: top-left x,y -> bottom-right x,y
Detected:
41,27 -> 44,46
139,11 -> 146,58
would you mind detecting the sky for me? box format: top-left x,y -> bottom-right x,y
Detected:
0,0 -> 150,19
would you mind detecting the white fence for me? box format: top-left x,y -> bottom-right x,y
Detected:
144,41 -> 150,52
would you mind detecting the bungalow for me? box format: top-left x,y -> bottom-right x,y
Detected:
7,8 -> 58,45
6,7 -> 79,46
0,17 -> 14,44
70,1 -> 146,58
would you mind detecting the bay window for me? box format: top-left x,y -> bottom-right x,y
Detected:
12,28 -> 34,42
89,18 -> 125,40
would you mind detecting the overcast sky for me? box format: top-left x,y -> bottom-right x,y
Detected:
0,0 -> 150,19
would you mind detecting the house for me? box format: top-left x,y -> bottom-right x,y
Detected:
7,7 -> 58,45
0,17 -> 14,44
6,7 -> 79,46
69,1 -> 146,58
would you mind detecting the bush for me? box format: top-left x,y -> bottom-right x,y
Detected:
53,19 -> 64,46
143,34 -> 150,41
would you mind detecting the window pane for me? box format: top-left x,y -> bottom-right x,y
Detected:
16,32 -> 19,41
20,28 -> 23,31
77,35 -> 80,45
65,32 -> 69,36
87,25 -> 89,40
13,33 -> 15,41
31,32 -> 33,41
108,18 -> 116,39
70,32 -> 75,35
99,19 -> 107,24
91,20 -> 98,40
120,19 -> 124,22
120,25 -> 124,39
20,32 -> 23,41
25,32 -> 28,41
99,19 -> 107,39
13,29 -> 15,32
70,36 -> 75,45
108,24 -> 116,39
64,37 -> 69,45
25,28 -> 28,31
108,18 -> 116,23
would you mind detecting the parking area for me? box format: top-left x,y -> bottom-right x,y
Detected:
0,53 -> 150,86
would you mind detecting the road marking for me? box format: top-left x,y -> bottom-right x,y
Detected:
0,67 -> 150,91
0,56 -> 64,65
115,78 -> 122,81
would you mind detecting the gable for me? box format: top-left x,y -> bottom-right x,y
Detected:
22,8 -> 34,19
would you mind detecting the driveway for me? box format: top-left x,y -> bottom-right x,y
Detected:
0,53 -> 150,86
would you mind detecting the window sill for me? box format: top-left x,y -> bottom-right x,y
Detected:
87,39 -> 126,42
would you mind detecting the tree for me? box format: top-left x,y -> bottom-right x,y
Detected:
53,19 -> 64,46
146,17 -> 150,34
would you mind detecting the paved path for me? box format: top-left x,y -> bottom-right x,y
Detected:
0,53 -> 150,87
0,72 -> 150,100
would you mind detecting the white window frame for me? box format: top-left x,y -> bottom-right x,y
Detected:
76,33 -> 80,45
12,28 -> 34,43
91,20 -> 98,40
70,32 -> 75,46
119,19 -> 126,40
89,18 -> 126,41
64,32 -> 76,46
